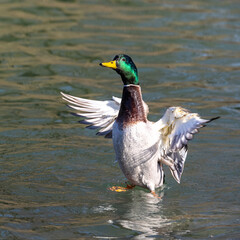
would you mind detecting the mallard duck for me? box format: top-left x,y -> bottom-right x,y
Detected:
61,54 -> 219,196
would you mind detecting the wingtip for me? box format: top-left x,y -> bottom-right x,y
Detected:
175,174 -> 181,184
61,91 -> 73,99
207,116 -> 220,123
169,167 -> 182,184
60,91 -> 69,101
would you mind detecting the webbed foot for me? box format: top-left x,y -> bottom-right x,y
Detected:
109,184 -> 135,192
151,191 -> 162,199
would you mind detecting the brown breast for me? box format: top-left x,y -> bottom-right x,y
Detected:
117,85 -> 147,128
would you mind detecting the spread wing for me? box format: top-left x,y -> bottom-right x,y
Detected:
156,107 -> 219,183
61,92 -> 121,138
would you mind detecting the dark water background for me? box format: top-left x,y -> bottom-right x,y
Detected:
0,0 -> 240,239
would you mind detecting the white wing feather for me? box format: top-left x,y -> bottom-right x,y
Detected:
156,107 -> 219,183
61,92 -> 120,138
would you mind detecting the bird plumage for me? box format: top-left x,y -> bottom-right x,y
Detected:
61,54 -> 219,192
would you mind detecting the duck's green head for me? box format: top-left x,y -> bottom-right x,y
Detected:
100,54 -> 139,85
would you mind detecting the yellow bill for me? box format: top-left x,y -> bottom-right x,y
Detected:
100,60 -> 117,69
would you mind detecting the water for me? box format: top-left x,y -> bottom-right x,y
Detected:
0,0 -> 240,239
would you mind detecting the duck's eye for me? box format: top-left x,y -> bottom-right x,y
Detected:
122,58 -> 126,62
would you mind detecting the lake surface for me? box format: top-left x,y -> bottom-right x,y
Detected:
0,0 -> 240,239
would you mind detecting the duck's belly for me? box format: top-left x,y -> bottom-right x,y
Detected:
112,121 -> 164,191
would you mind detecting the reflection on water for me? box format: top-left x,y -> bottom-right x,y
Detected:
91,189 -> 169,239
0,0 -> 240,239
117,190 -> 167,239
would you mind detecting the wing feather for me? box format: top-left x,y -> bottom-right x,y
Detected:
61,92 -> 120,138
156,107 -> 219,183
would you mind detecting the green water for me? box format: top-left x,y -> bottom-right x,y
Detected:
0,0 -> 239,239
